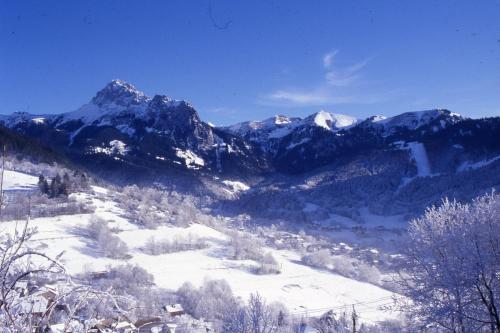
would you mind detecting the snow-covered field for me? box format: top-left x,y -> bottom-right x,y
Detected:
2,170 -> 401,324
3,170 -> 39,191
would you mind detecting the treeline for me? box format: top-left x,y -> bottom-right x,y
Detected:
38,171 -> 89,198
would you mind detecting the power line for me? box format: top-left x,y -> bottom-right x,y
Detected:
288,296 -> 395,317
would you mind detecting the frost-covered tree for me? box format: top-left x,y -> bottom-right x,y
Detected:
247,293 -> 283,333
229,231 -> 264,261
301,249 -> 332,269
256,253 -> 281,275
398,192 -> 500,332
0,222 -> 125,333
311,310 -> 350,333
83,216 -> 129,259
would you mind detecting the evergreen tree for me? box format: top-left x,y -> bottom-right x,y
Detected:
49,174 -> 62,198
37,175 -> 49,194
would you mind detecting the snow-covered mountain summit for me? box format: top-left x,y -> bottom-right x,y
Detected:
61,79 -> 192,126
304,110 -> 358,130
0,80 -> 269,178
92,79 -> 150,107
223,110 -> 359,154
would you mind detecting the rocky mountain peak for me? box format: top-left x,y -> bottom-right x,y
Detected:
91,79 -> 150,107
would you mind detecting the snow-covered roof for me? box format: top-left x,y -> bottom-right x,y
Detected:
164,303 -> 184,313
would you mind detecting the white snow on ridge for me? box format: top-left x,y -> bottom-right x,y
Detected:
310,110 -> 358,130
224,111 -> 358,151
376,109 -> 460,133
31,117 -> 46,124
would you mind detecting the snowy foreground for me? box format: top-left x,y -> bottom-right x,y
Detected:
2,170 -> 400,324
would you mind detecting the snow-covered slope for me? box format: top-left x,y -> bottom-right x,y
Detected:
303,110 -> 358,130
366,109 -> 462,135
3,170 -> 39,191
1,170 -> 400,324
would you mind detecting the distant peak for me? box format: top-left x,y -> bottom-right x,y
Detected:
273,115 -> 294,125
307,110 -> 358,130
369,115 -> 387,122
92,79 -> 149,107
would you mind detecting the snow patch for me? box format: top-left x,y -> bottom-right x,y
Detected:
222,180 -> 250,193
287,138 -> 311,150
457,155 -> 500,172
407,142 -> 431,176
90,140 -> 129,156
31,117 -> 46,124
110,140 -> 129,155
174,149 -> 205,169
394,141 -> 431,177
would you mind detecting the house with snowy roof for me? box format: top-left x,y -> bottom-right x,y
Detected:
162,303 -> 185,317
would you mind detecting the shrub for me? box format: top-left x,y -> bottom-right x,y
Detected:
301,249 -> 331,269
143,235 -> 208,255
229,231 -> 263,261
177,279 -> 239,323
331,255 -> 356,277
256,253 -> 281,275
357,263 -> 382,285
84,216 -> 129,259
1,192 -> 94,221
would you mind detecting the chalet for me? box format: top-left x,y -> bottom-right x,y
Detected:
12,286 -> 58,318
135,317 -> 176,333
89,270 -> 110,280
163,303 -> 185,317
114,321 -> 137,333
87,318 -> 138,333
48,320 -> 84,333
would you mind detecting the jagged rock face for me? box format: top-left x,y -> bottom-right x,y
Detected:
0,80 -> 270,181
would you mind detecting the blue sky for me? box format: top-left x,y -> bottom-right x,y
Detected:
1,0 -> 499,125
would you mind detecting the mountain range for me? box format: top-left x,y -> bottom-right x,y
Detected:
1,80 -> 499,219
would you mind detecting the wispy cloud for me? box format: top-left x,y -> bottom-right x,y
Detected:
259,87 -> 393,108
265,89 -> 332,106
260,50 -> 383,107
326,61 -> 369,87
322,50 -> 338,69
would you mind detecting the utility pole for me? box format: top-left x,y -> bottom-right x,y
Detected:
0,145 -> 5,221
352,305 -> 358,333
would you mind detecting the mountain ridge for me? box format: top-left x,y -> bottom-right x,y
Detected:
1,80 -> 499,216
